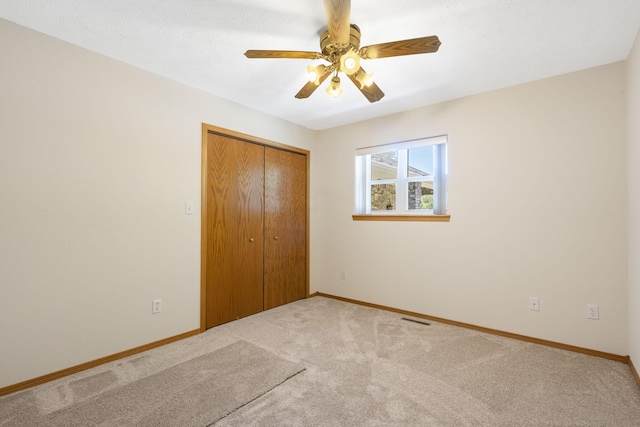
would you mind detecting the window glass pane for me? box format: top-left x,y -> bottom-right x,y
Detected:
408,181 -> 433,210
371,183 -> 396,211
370,151 -> 398,180
407,146 -> 433,177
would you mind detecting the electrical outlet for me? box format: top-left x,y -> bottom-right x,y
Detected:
340,270 -> 347,280
587,304 -> 599,320
152,299 -> 162,314
529,297 -> 539,311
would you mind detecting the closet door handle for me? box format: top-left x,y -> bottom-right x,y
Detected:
274,236 -> 279,240
249,238 -> 255,243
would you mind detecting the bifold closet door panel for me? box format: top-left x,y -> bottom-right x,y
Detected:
264,147 -> 307,310
205,134 -> 264,328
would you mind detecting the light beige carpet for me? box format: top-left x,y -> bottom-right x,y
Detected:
2,296 -> 640,426
1,340 -> 304,426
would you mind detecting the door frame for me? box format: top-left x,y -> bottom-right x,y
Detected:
200,123 -> 310,332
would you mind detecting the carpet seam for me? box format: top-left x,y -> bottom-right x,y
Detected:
207,367 -> 306,426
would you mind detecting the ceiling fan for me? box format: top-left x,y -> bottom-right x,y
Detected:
244,0 -> 441,103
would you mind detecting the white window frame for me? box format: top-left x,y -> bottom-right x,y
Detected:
355,135 -> 448,215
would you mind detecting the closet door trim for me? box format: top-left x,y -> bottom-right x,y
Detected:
200,123 -> 310,332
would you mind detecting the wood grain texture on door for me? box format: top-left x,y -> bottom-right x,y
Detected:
263,147 -> 307,310
205,133 -> 264,328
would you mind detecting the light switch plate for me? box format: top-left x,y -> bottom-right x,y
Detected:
185,201 -> 194,215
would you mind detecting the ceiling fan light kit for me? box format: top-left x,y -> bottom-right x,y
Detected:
307,64 -> 327,84
354,69 -> 374,89
244,0 -> 441,102
326,75 -> 343,98
339,49 -> 360,75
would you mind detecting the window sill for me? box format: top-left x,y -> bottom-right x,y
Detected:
352,214 -> 450,222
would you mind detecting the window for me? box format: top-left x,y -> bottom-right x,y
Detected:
354,136 -> 448,219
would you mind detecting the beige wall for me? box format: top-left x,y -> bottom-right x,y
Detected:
313,62 -> 628,355
628,29 -> 640,368
0,19 -> 316,388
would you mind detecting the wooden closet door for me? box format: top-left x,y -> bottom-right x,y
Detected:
205,134 -> 264,328
264,147 -> 307,310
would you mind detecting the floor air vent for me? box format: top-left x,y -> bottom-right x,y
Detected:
401,317 -> 430,326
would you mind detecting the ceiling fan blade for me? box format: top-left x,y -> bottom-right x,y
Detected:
244,50 -> 321,59
347,68 -> 385,103
295,70 -> 332,99
324,0 -> 351,44
361,36 -> 441,59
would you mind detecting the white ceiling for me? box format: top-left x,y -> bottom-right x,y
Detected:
1,0 -> 639,130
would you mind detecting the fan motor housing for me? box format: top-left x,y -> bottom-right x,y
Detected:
320,23 -> 361,54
